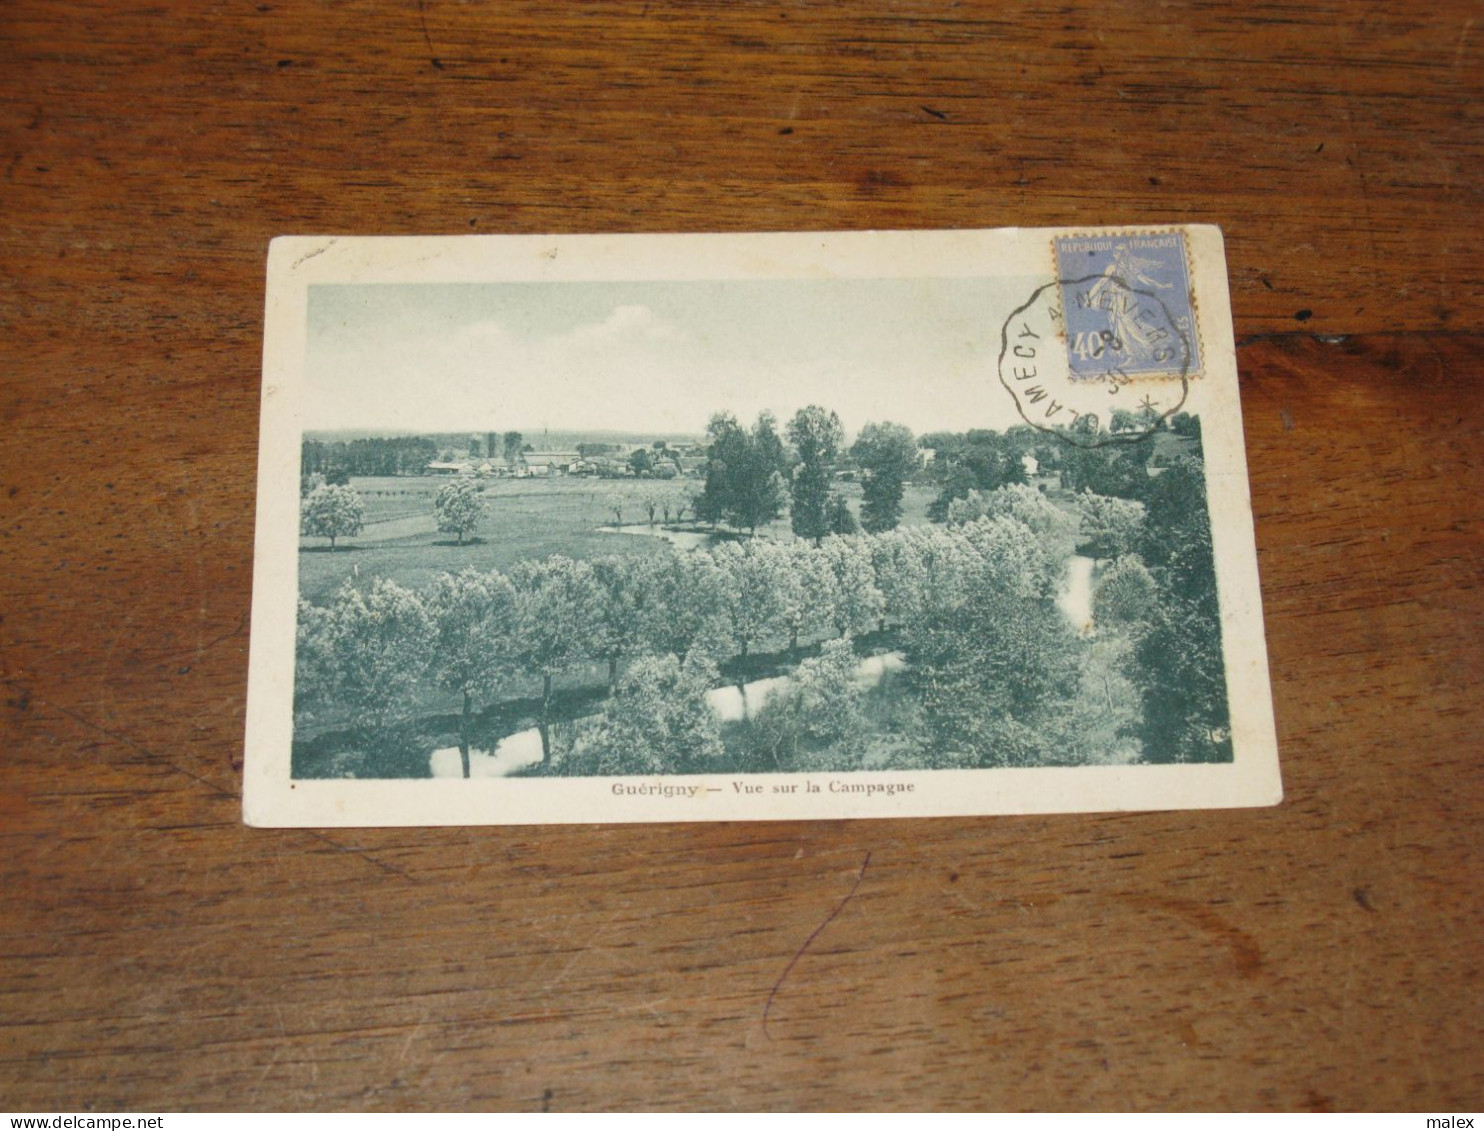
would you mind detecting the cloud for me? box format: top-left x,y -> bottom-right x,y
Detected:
303,278 -> 1019,435
455,318 -> 509,346
569,304 -> 676,343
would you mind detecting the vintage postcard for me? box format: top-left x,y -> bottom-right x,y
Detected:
243,226 -> 1281,826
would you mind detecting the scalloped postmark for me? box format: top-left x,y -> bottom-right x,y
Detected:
998,232 -> 1202,449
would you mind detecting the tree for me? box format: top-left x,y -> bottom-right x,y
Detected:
777,540 -> 837,653
323,578 -> 435,735
1057,436 -> 1146,498
744,637 -> 864,770
589,555 -> 662,688
301,439 -> 327,476
945,483 -> 1079,590
301,484 -> 366,549
641,551 -> 729,663
1170,411 -> 1202,440
655,488 -> 690,525
698,412 -> 790,534
748,411 -> 789,493
503,431 -> 525,468
883,509 -> 1085,767
1140,456 -> 1214,597
866,529 -> 925,632
1077,492 -> 1147,561
903,523 -> 988,622
628,447 -> 654,476
787,405 -> 844,543
712,540 -> 787,667
1092,555 -> 1158,636
818,537 -> 884,638
733,412 -> 790,534
906,585 -> 1080,768
293,598 -> 336,723
852,422 -> 918,533
827,494 -> 859,535
425,569 -> 518,776
738,469 -> 789,535
509,556 -> 605,764
1127,455 -> 1231,763
311,435 -> 437,477
788,637 -> 863,744
697,412 -> 744,528
1131,597 -> 1230,763
925,428 -> 1028,521
566,653 -> 723,775
434,477 -> 486,545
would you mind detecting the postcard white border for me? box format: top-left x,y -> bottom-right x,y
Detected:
244,226 -> 1281,827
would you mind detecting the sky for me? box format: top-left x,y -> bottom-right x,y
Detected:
303,276 -> 1034,440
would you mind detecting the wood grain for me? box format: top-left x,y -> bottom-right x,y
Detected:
1,0 -> 1479,1112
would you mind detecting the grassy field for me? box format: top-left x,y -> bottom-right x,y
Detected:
298,475 -> 939,603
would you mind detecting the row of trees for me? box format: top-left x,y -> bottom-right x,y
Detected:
695,408 -> 923,539
296,466 -> 1230,775
301,436 -> 439,479
299,522 -> 909,772
301,433 -> 532,479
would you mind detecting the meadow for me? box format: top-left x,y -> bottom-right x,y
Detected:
297,474 -> 940,603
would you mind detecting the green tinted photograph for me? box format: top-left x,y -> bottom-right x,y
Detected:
289,277 -> 1231,782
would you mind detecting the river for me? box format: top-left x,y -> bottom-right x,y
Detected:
429,650 -> 908,779
598,525 -> 716,551
1058,554 -> 1096,633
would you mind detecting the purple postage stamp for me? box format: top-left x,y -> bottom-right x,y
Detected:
1054,231 -> 1200,382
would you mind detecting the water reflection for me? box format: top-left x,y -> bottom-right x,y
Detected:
428,728 -> 545,778
597,525 -> 715,551
1058,554 -> 1096,633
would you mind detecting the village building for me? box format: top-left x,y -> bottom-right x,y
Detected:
523,451 -> 581,476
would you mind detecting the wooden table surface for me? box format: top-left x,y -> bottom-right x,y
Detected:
2,0 -> 1479,1113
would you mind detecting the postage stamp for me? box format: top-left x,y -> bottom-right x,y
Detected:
1054,231 -> 1201,381
243,225 -> 1280,826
